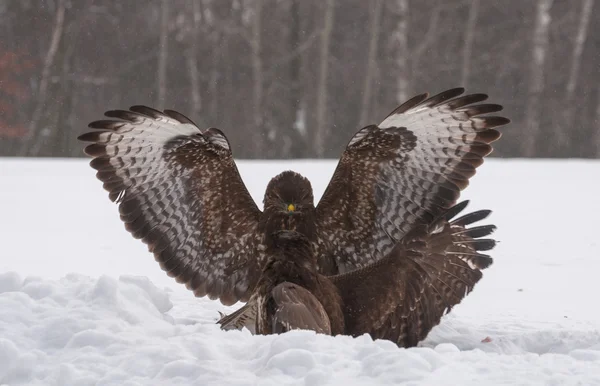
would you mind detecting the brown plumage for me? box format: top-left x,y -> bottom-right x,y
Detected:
331,200 -> 494,347
241,202 -> 495,347
253,230 -> 344,335
79,88 -> 508,342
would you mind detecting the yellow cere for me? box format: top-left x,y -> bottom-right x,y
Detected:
287,204 -> 295,212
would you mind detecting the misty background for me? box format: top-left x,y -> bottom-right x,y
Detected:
0,0 -> 598,159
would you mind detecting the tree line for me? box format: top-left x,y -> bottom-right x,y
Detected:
0,0 -> 598,158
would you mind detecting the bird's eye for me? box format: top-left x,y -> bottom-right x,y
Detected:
287,203 -> 296,212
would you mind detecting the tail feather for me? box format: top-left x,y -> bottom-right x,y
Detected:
446,251 -> 493,270
451,209 -> 492,227
459,238 -> 496,251
408,202 -> 496,334
441,200 -> 470,222
435,201 -> 496,270
452,224 -> 496,238
217,301 -> 256,333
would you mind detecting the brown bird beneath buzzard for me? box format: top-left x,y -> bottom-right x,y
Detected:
79,87 -> 508,347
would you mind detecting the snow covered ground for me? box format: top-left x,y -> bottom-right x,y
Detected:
1,157 -> 599,385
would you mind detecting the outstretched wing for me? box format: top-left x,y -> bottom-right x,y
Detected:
316,88 -> 508,272
79,106 -> 264,305
269,282 -> 331,335
331,201 -> 495,348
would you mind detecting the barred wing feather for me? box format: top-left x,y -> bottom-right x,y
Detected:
79,106 -> 264,305
316,88 -> 509,271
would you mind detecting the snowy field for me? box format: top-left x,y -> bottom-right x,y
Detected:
1,157 -> 600,386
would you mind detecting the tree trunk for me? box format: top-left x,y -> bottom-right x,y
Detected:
32,26 -> 74,157
411,1 -> 441,83
19,0 -> 66,156
460,0 -> 479,88
315,0 -> 335,158
285,0 -> 304,158
186,0 -> 203,122
359,0 -> 383,125
523,0 -> 553,157
54,41 -> 75,157
391,0 -> 410,104
560,0 -> 594,147
251,0 -> 265,155
157,0 -> 169,108
209,33 -> 220,126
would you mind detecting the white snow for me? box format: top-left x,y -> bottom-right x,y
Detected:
1,157 -> 600,385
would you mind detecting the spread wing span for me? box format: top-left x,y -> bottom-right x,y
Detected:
315,88 -> 509,271
79,106 -> 264,305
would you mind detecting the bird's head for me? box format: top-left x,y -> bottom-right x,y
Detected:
263,171 -> 315,214
262,171 -> 316,239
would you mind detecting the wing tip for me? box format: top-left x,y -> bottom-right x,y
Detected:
82,143 -> 107,157
164,109 -> 198,125
452,209 -> 492,227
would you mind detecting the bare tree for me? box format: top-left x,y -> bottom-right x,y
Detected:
410,1 -> 442,82
285,0 -> 305,157
3,0 -> 600,159
523,0 -> 553,157
359,0 -> 384,125
157,0 -> 169,108
51,30 -> 76,157
251,0 -> 265,154
460,0 -> 479,87
560,0 -> 594,146
315,0 -> 335,157
390,0 -> 410,104
209,31 -> 221,126
186,0 -> 203,121
565,0 -> 594,100
18,0 -> 66,156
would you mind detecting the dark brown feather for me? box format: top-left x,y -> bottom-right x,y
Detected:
459,103 -> 504,116
422,87 -> 466,107
383,93 -> 429,118
129,105 -> 165,119
270,282 -> 332,335
452,210 -> 492,226
445,93 -> 488,109
164,109 -> 198,125
86,120 -> 126,131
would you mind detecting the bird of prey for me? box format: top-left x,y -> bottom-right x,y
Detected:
79,87 -> 508,344
247,201 -> 495,347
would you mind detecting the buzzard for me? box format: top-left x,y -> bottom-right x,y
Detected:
246,201 -> 495,347
79,88 -> 508,344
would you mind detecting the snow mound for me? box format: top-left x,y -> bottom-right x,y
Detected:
1,272 -> 599,386
2,159 -> 600,385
